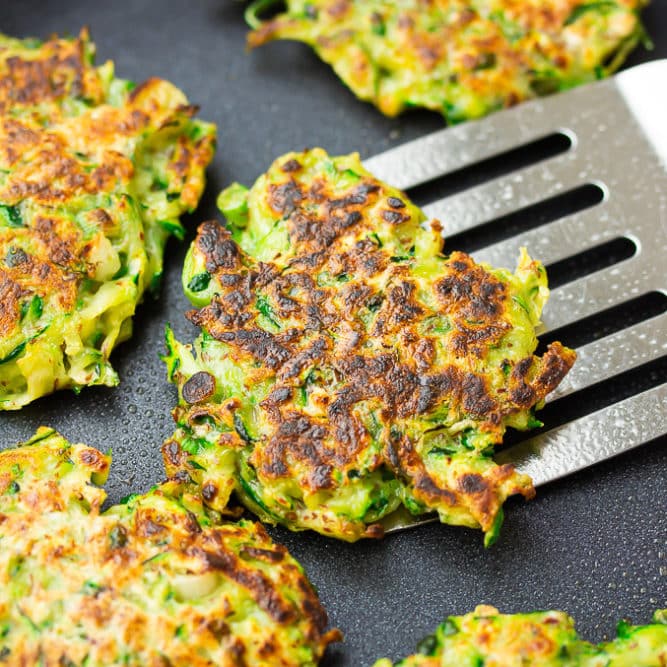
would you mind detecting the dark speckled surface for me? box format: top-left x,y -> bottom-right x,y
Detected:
0,2 -> 665,665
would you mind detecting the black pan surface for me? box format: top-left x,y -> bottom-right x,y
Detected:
1,3 -> 665,665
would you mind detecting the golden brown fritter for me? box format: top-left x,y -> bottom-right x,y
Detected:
0,29 -> 216,409
247,0 -> 649,122
163,149 -> 575,544
373,605 -> 667,666
0,428 -> 340,666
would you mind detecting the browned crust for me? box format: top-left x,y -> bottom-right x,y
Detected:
0,273 -> 25,337
0,37 -> 215,359
182,371 -> 217,404
0,451 -> 338,664
186,209 -> 574,500
0,118 -> 134,206
0,28 -> 104,113
388,429 -> 536,530
126,502 -> 333,645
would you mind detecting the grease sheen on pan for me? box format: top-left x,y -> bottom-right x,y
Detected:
162,148 -> 575,544
373,605 -> 667,666
247,0 -> 649,122
0,427 -> 340,666
0,30 -> 216,409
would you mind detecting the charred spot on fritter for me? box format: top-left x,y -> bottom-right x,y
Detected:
197,220 -> 242,271
165,148 -> 575,544
182,371 -> 217,404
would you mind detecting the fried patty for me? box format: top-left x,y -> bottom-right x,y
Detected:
0,427 -> 339,666
0,29 -> 216,409
247,0 -> 648,122
373,605 -> 667,666
162,148 -> 575,544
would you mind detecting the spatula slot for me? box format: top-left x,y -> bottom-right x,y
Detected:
406,132 -> 572,207
545,236 -> 638,289
547,312 -> 667,402
496,383 -> 666,488
538,291 -> 667,352
523,356 -> 667,438
442,183 -> 604,255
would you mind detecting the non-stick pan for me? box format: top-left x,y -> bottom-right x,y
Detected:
1,2 -> 665,665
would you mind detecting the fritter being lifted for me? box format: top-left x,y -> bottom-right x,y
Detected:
0,428 -> 339,666
247,0 -> 649,123
373,605 -> 667,666
163,148 -> 575,544
0,30 -> 216,409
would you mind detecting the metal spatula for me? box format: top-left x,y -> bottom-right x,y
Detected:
362,60 -> 667,533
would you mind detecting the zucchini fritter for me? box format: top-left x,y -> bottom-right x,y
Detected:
162,148 -> 575,544
373,605 -> 667,666
0,29 -> 216,409
247,0 -> 648,122
0,427 -> 339,666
